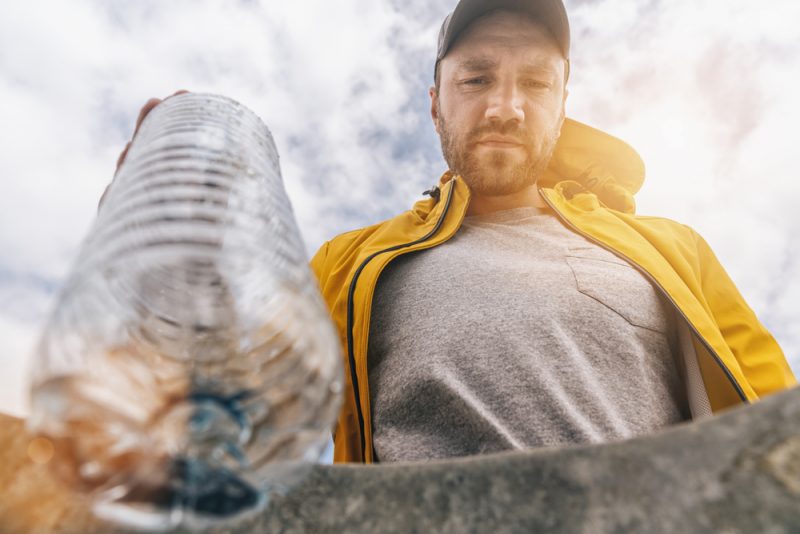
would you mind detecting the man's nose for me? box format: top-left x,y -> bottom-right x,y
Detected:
484,82 -> 525,124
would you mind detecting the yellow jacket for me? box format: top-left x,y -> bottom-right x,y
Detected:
310,118 -> 797,464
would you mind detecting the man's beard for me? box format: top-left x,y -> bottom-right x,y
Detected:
436,109 -> 561,196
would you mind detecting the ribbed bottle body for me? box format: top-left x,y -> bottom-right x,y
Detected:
28,93 -> 342,530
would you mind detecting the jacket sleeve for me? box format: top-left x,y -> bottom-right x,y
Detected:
691,228 -> 797,397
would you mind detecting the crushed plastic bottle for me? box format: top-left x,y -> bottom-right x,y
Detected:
27,93 -> 343,531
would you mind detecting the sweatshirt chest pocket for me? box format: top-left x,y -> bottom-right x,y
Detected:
565,251 -> 670,335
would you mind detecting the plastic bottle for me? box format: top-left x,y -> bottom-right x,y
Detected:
27,93 -> 343,530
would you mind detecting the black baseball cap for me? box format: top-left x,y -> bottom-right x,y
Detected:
435,0 -> 570,78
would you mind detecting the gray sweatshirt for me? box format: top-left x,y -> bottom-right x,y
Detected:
367,206 -> 690,463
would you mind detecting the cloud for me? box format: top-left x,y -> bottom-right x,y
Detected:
564,0 -> 800,368
0,0 -> 448,414
0,0 -> 797,423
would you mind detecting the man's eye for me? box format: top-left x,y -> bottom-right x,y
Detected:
463,78 -> 488,85
525,80 -> 551,89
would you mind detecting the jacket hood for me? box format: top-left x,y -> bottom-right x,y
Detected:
540,118 -> 644,213
436,118 -> 645,214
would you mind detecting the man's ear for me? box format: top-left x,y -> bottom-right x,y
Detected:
429,86 -> 441,136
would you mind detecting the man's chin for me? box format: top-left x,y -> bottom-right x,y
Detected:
459,172 -> 536,197
468,183 -> 535,197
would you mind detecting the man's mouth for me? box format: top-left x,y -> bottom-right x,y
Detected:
477,136 -> 523,148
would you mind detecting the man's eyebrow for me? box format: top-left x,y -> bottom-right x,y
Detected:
456,57 -> 498,71
456,57 -> 558,76
519,64 -> 558,77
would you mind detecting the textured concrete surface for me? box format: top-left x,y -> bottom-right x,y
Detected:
2,385 -> 799,533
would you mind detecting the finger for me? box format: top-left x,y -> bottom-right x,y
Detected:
122,91 -> 190,170
132,91 -> 189,136
98,182 -> 112,211
161,89 -> 190,104
133,97 -> 162,137
123,91 -> 188,169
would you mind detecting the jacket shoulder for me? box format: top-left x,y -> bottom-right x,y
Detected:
628,213 -> 701,243
311,226 -> 370,283
309,214 -> 406,285
630,212 -> 692,229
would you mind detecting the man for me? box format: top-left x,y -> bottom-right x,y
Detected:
120,0 -> 795,465
307,0 -> 796,464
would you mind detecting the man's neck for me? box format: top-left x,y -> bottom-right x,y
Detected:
466,183 -> 547,216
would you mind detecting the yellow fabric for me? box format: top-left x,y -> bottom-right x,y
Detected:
310,119 -> 797,464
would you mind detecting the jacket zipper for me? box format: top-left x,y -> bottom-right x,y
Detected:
539,188 -> 748,404
345,182 -> 457,461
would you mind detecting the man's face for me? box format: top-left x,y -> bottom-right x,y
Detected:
431,10 -> 568,196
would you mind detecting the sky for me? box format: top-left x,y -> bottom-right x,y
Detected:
1,0 -> 798,428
